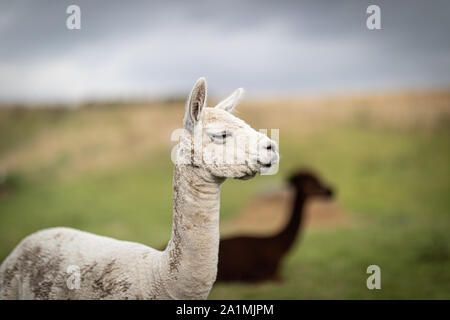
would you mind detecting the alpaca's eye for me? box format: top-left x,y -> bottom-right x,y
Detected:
211,132 -> 231,141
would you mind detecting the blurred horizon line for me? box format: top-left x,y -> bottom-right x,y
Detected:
1,85 -> 449,109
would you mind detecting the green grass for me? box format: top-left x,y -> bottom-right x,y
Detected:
0,119 -> 449,299
213,126 -> 450,299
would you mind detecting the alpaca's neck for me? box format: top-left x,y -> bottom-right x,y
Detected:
274,189 -> 306,252
159,164 -> 222,299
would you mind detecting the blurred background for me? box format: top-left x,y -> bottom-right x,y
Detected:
0,0 -> 449,299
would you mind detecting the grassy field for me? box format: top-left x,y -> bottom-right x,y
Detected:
0,91 -> 449,299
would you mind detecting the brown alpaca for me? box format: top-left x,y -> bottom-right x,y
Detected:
216,171 -> 333,282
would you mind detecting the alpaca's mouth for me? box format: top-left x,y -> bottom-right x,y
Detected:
237,160 -> 272,180
237,171 -> 257,180
257,160 -> 272,168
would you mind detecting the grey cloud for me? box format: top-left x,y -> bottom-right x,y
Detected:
0,0 -> 449,103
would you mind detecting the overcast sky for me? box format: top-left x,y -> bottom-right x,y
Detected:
0,0 -> 449,103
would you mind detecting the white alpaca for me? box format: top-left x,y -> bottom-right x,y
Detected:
0,78 -> 279,300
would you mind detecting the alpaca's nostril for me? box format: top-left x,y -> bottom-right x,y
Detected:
266,142 -> 276,151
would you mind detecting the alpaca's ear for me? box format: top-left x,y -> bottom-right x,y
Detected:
184,77 -> 207,132
215,88 -> 244,113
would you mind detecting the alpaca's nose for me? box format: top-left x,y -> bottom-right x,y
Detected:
260,138 -> 279,164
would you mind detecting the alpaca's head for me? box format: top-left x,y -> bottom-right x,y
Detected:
288,171 -> 334,198
177,77 -> 279,181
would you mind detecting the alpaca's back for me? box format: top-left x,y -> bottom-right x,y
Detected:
0,227 -> 162,299
217,236 -> 283,282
